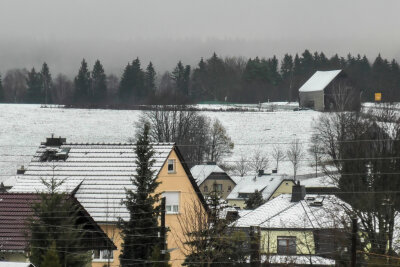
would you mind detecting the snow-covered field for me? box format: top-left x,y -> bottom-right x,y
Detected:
0,104 -> 320,182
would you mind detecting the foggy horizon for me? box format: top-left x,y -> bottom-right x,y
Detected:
1,0 -> 400,77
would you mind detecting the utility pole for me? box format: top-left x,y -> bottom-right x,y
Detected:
250,226 -> 261,267
351,217 -> 357,267
160,197 -> 167,265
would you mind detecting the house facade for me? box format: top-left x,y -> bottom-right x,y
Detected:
226,172 -> 294,209
234,183 -> 349,265
191,163 -> 236,199
9,137 -> 207,267
299,70 -> 360,111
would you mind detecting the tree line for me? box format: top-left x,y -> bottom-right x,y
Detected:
0,50 -> 399,105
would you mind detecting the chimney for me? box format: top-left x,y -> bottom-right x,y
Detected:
258,170 -> 264,176
17,165 -> 25,175
45,135 -> 66,147
291,181 -> 306,202
272,169 -> 277,174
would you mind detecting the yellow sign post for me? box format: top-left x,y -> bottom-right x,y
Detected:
375,93 -> 382,102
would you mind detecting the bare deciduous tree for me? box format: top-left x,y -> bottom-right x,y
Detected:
53,74 -> 73,104
271,145 -> 285,171
233,154 -> 250,177
3,68 -> 28,103
287,139 -> 305,180
249,150 -> 269,174
208,119 -> 234,163
138,106 -> 233,167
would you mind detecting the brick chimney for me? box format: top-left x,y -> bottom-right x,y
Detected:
291,181 -> 306,202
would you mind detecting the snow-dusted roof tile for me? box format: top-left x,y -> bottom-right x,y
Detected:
227,174 -> 291,200
10,143 -> 174,223
234,194 -> 347,229
190,164 -> 226,185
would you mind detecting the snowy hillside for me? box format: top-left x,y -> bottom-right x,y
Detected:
0,104 -> 320,182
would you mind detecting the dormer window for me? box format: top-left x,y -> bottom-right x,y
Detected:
168,159 -> 176,173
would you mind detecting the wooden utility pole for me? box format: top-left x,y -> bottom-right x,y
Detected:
351,217 -> 357,267
160,197 -> 167,265
250,226 -> 261,267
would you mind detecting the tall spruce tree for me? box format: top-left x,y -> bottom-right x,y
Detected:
91,60 -> 107,103
40,62 -> 52,104
172,61 -> 191,96
40,241 -> 62,267
119,62 -> 133,102
144,62 -> 156,98
0,74 -> 4,102
119,123 -> 162,266
28,178 -> 91,267
131,58 -> 145,100
74,59 -> 91,103
26,67 -> 43,103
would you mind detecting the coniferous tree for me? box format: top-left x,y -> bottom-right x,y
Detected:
40,241 -> 62,267
74,59 -> 91,103
0,74 -> 4,102
119,123 -> 162,266
28,178 -> 91,267
245,190 -> 265,209
91,60 -> 107,103
172,61 -> 191,97
191,58 -> 207,100
144,62 -> 156,98
131,58 -> 145,100
280,54 -> 294,101
40,62 -> 52,104
119,62 -> 133,102
26,67 -> 43,103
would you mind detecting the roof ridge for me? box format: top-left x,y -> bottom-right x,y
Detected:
62,142 -> 175,146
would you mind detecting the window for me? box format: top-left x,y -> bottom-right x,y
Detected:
167,159 -> 176,173
228,186 -> 232,192
163,191 -> 180,214
213,183 -> 222,192
93,249 -> 114,261
277,237 -> 296,255
204,185 -> 208,192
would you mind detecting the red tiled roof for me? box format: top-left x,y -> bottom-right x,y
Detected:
0,193 -> 115,252
0,193 -> 39,251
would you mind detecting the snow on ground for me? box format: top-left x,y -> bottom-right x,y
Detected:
0,104 -> 320,181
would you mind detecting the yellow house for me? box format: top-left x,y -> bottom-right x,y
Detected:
234,184 -> 347,266
191,163 -> 237,199
10,137 -> 207,267
227,172 -> 294,209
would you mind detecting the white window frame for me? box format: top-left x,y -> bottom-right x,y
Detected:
167,159 -> 176,173
92,249 -> 114,262
163,191 -> 180,214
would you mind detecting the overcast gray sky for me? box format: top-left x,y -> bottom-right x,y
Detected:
1,0 -> 399,76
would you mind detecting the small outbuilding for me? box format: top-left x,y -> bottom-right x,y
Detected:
191,163 -> 236,199
298,70 -> 360,111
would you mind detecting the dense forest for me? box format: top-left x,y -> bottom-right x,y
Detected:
0,50 -> 399,106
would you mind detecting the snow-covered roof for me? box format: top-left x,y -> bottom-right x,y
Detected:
190,164 -> 227,185
299,70 -> 342,93
227,174 -> 292,200
261,255 -> 335,265
234,194 -> 347,229
0,263 -> 36,267
10,143 -> 175,223
299,175 -> 336,188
